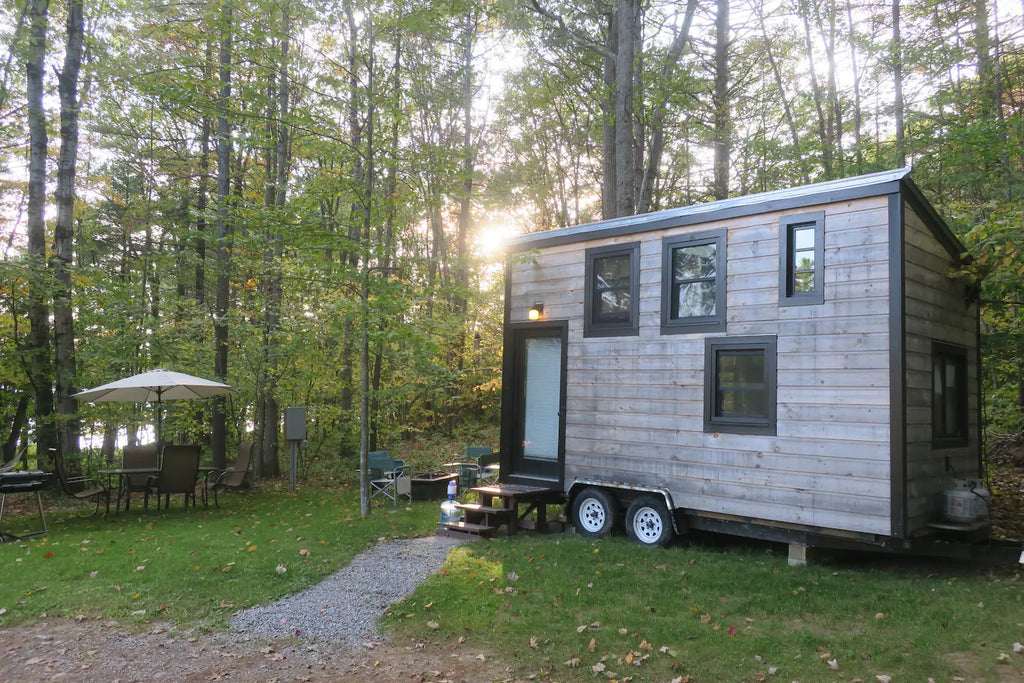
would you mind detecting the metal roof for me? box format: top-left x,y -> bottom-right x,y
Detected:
508,168 -> 923,253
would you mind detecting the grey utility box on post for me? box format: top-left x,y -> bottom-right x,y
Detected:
285,407 -> 307,491
285,407 -> 307,441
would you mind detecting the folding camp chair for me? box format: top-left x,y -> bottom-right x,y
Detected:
367,450 -> 411,506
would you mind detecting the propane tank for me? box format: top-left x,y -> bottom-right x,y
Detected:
440,479 -> 462,524
943,479 -> 976,524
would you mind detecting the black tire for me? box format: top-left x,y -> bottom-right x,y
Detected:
572,487 -> 617,538
625,495 -> 674,547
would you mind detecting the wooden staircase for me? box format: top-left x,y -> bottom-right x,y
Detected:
438,483 -> 564,538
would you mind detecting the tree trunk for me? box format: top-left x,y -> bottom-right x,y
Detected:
260,3 -> 291,479
601,10 -> 616,220
845,0 -> 864,172
712,0 -> 730,200
613,0 -> 637,217
1,394 -> 29,464
53,0 -> 85,461
637,0 -> 696,214
801,0 -> 833,177
212,3 -> 233,470
892,0 -> 906,167
755,1 -> 810,183
24,0 -> 55,466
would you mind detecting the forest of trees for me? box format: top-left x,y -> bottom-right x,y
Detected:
0,0 -> 1022,481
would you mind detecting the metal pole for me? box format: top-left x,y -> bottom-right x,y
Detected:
289,440 -> 297,492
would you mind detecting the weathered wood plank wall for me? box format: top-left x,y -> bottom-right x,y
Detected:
509,195 -> 895,536
902,203 -> 980,533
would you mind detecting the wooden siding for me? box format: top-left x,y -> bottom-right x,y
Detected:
902,203 -> 980,534
509,195 -> 894,537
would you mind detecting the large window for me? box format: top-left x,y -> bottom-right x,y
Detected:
584,242 -> 640,337
661,231 -> 726,334
932,341 -> 968,447
704,336 -> 777,435
779,212 -> 825,305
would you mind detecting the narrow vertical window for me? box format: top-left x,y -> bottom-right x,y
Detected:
779,212 -> 825,305
661,230 -> 726,334
584,242 -> 640,337
932,341 -> 968,447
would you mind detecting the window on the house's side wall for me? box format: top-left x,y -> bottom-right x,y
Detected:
779,211 -> 825,305
932,341 -> 969,447
704,336 -> 777,436
661,230 -> 726,334
584,242 -> 640,337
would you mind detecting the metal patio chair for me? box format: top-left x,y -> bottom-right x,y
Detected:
145,445 -> 201,511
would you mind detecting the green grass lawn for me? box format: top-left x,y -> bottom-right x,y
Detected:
3,487 -> 1023,681
0,485 -> 439,629
385,533 -> 1024,682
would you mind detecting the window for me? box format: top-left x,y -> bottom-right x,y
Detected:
661,231 -> 726,334
704,336 -> 777,435
932,341 -> 968,447
779,212 -> 825,305
584,242 -> 640,337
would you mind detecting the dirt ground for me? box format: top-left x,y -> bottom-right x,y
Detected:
0,617 -> 515,682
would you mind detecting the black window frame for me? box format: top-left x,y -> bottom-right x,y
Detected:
661,230 -> 727,334
779,211 -> 825,305
584,242 -> 640,338
704,335 -> 777,436
932,340 -> 969,448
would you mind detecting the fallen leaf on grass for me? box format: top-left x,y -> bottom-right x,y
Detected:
426,621 -> 439,630
996,653 -> 1011,664
564,657 -> 582,668
639,640 -> 653,651
875,675 -> 891,683
529,635 -> 539,649
1013,642 -> 1024,653
827,658 -> 839,670
275,564 -> 287,574
299,548 -> 311,556
591,662 -> 606,674
587,638 -> 596,652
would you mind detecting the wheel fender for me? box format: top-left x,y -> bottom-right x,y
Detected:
568,479 -> 680,535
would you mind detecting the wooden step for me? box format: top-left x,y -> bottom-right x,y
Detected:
455,503 -> 512,515
437,520 -> 496,538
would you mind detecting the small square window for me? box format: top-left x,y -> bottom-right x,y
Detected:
584,242 -> 640,337
779,212 -> 825,305
704,336 -> 777,436
661,231 -> 727,334
932,341 -> 968,447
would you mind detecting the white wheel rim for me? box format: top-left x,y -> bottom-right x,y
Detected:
579,498 -> 607,533
633,507 -> 663,543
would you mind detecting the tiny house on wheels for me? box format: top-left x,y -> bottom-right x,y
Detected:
498,168 -> 985,560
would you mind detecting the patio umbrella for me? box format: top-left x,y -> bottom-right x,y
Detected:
74,369 -> 233,441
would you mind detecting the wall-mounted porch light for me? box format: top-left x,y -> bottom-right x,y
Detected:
528,303 -> 544,321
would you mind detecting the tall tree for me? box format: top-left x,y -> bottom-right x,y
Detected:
712,0 -> 730,199
212,2 -> 233,469
24,0 -> 55,463
53,0 -> 85,459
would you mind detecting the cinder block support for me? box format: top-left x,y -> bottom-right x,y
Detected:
787,544 -> 822,566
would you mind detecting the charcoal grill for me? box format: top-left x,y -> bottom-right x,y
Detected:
0,470 -> 51,542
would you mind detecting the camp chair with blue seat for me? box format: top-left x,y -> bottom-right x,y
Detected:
367,450 -> 411,506
457,446 -> 496,492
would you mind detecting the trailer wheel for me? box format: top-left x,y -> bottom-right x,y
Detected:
625,496 -> 674,547
572,487 -> 616,538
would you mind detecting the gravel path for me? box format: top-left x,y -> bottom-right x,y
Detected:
232,535 -> 465,648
